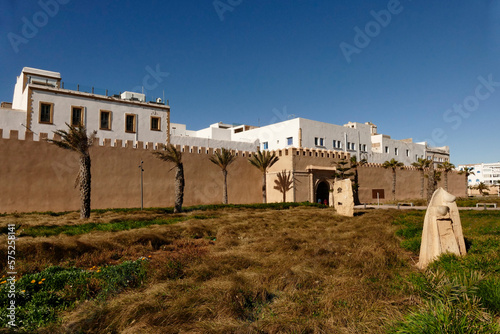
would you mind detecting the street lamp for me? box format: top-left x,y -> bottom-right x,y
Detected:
139,160 -> 144,210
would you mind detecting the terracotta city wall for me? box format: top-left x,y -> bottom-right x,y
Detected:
0,130 -> 262,213
0,130 -> 466,213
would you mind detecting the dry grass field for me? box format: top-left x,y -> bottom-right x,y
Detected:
0,205 -> 499,333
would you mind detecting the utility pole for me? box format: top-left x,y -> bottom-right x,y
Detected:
139,160 -> 144,210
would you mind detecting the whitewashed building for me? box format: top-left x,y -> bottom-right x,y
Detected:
170,118 -> 450,166
458,162 -> 500,186
1,67 -> 451,165
1,67 -> 170,145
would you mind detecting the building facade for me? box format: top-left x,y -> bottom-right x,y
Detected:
1,67 -> 170,146
458,162 -> 500,186
1,67 -> 451,166
171,118 -> 450,166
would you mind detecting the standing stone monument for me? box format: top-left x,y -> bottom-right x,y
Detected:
333,179 -> 354,217
417,188 -> 467,269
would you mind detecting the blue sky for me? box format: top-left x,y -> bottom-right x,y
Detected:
1,0 -> 499,165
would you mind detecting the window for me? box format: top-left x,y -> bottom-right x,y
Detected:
363,144 -> 367,152
39,102 -> 53,124
395,148 -> 399,155
320,138 -> 324,146
406,149 -> 410,157
71,106 -> 83,126
262,142 -> 268,150
100,110 -> 111,130
125,114 -> 136,133
347,142 -> 351,150
338,141 -> 342,149
150,116 -> 161,131
315,137 -> 324,146
314,137 -> 319,146
385,146 -> 389,153
477,171 -> 481,174
287,137 -> 293,145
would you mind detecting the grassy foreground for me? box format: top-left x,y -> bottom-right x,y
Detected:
0,204 -> 499,333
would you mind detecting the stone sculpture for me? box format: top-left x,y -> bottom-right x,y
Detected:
417,187 -> 467,269
333,179 -> 354,217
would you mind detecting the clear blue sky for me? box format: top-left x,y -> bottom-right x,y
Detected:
1,0 -> 499,165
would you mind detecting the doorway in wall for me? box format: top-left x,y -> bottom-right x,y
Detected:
316,181 -> 330,206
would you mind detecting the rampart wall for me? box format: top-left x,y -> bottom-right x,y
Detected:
0,130 -> 467,213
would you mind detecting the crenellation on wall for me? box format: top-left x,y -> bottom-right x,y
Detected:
114,139 -> 123,147
39,132 -> 48,140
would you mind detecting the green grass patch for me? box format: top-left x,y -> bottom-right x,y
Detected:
0,260 -> 147,331
390,210 -> 500,332
19,216 -> 194,237
456,196 -> 500,208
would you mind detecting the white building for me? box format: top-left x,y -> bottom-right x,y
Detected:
458,162 -> 500,186
1,67 -> 451,165
1,67 -> 170,145
170,118 -> 450,166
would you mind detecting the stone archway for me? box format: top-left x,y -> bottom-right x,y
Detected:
316,181 -> 330,205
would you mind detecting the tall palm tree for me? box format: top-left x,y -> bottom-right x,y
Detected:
273,170 -> 294,203
382,158 -> 404,201
351,156 -> 367,205
48,123 -> 96,219
154,144 -> 184,213
248,150 -> 279,203
438,161 -> 455,191
412,158 -> 431,199
459,167 -> 474,196
209,148 -> 236,204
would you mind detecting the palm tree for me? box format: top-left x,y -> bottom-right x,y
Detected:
154,144 -> 184,213
273,170 -> 294,202
351,156 -> 367,205
438,161 -> 455,191
48,123 -> 96,219
209,148 -> 236,204
412,158 -> 431,199
458,167 -> 474,196
248,150 -> 279,203
427,158 -> 436,204
475,182 -> 489,196
382,158 -> 404,201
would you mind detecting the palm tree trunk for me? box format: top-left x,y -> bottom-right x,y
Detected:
420,170 -> 425,199
427,163 -> 435,204
392,169 -> 396,201
222,170 -> 228,204
282,191 -> 286,203
174,163 -> 185,213
465,174 -> 468,196
262,172 -> 267,204
353,168 -> 360,205
444,172 -> 448,191
79,154 -> 91,219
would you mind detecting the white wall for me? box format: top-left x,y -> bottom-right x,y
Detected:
0,108 -> 27,139
232,118 -> 301,150
370,134 -> 425,165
